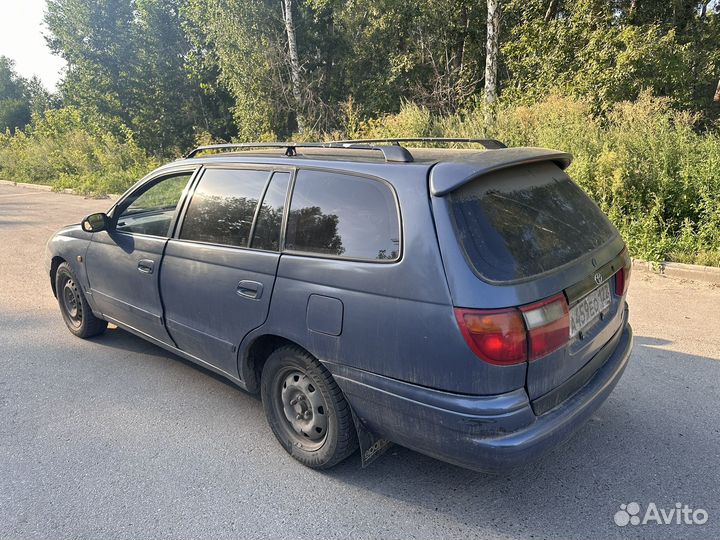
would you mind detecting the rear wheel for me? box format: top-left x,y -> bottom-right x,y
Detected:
55,262 -> 107,338
261,345 -> 358,469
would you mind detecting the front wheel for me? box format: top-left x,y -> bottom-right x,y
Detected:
55,262 -> 107,338
261,345 -> 358,469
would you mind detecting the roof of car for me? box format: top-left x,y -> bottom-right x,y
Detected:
175,143 -> 573,196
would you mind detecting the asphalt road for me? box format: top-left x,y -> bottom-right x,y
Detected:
1,183 -> 719,540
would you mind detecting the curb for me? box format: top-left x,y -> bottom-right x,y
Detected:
632,259 -> 720,285
0,179 -> 55,192
0,179 -> 76,194
0,179 -> 114,198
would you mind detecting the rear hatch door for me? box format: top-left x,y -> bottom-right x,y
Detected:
431,154 -> 628,407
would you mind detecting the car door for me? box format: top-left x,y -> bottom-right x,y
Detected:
85,169 -> 197,344
159,166 -> 291,376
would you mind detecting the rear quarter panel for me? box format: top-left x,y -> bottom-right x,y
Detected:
243,163 -> 527,395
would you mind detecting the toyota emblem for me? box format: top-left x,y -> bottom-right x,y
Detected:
594,273 -> 603,285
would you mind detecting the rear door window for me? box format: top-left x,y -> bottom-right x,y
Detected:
449,162 -> 617,282
251,171 -> 290,251
180,168 -> 269,247
285,170 -> 400,261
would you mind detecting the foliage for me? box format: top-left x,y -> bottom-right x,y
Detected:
0,107 -> 158,195
0,0 -> 717,264
45,0 -> 235,154
0,57 -> 33,133
182,0 -> 488,139
31,0 -> 720,142
183,0 -> 288,140
502,0 -> 720,120
356,94 -> 720,265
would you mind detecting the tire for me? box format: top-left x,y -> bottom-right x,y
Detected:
55,262 -> 107,338
261,345 -> 358,469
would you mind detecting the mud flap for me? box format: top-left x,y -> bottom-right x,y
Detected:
351,407 -> 393,467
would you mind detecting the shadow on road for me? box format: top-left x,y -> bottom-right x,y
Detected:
90,325 -> 249,394
322,335 -> 719,538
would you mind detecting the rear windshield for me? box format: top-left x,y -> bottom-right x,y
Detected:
449,161 -> 617,282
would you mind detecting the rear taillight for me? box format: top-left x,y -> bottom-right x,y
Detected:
454,293 -> 571,365
454,308 -> 527,365
615,258 -> 631,296
520,293 -> 570,361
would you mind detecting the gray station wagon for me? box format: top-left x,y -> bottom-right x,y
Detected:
45,138 -> 633,471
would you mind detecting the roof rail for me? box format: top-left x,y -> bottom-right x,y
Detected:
332,137 -> 507,150
183,142 -> 414,162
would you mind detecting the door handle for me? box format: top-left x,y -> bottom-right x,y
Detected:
237,280 -> 263,299
137,259 -> 155,274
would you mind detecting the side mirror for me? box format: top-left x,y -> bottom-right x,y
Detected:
81,212 -> 110,233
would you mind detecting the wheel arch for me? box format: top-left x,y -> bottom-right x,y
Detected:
239,333 -> 310,394
237,331 -> 386,467
49,256 -> 66,297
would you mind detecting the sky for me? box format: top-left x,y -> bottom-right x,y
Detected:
0,0 -> 66,91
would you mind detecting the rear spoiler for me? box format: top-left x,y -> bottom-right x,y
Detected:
429,147 -> 573,196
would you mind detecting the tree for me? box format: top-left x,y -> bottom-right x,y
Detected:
35,0 -> 720,144
45,0 -> 235,153
45,0 -> 138,123
485,0 -> 500,105
131,0 -> 223,151
333,0 -> 486,115
185,0 -> 492,136
0,57 -> 32,133
281,0 -> 306,132
502,0 -> 720,120
26,77 -> 58,115
544,0 -> 559,21
184,0 -> 289,140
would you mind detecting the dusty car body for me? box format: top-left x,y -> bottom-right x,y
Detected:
46,139 -> 633,471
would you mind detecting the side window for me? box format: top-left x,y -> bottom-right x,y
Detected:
116,173 -> 192,237
251,171 -> 290,251
179,168 -> 269,247
285,170 -> 400,261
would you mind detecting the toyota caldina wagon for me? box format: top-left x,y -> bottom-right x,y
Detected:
46,139 -> 633,471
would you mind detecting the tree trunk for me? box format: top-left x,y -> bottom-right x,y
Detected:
281,0 -> 305,133
628,0 -> 638,20
544,0 -> 559,22
452,3 -> 470,74
714,79 -> 720,103
484,0 -> 500,105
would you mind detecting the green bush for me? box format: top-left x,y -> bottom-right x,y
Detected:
0,107 -> 158,196
355,93 -> 720,265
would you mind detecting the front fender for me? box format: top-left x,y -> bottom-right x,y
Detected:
45,224 -> 93,297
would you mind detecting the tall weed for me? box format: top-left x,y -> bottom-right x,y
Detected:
355,93 -> 720,265
0,107 -> 158,196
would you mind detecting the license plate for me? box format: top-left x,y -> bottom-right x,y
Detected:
569,282 -> 611,338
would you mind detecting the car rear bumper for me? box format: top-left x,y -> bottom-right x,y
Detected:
329,321 -> 633,472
